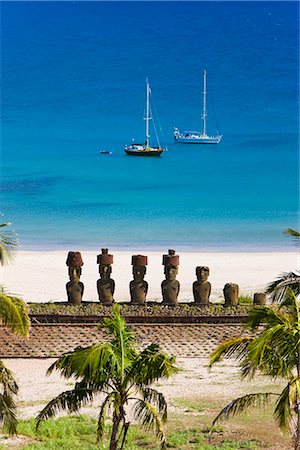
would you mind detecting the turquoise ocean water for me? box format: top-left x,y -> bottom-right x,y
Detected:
1,1 -> 299,251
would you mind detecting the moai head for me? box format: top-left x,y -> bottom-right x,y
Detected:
166,265 -> 178,280
196,266 -> 210,283
132,255 -> 148,281
97,248 -> 114,277
162,249 -> 179,278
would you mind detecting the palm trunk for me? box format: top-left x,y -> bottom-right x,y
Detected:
120,421 -> 130,449
110,401 -> 127,450
295,404 -> 300,450
295,344 -> 300,450
109,411 -> 122,450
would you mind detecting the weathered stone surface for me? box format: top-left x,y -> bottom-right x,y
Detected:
253,292 -> 267,305
97,249 -> 115,305
193,266 -> 211,305
0,323 -> 246,358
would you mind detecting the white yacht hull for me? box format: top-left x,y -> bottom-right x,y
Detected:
174,130 -> 222,144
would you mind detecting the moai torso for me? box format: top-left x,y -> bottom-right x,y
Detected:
66,252 -> 84,305
161,250 -> 180,306
253,292 -> 266,306
161,274 -> 180,306
66,274 -> 84,305
130,255 -> 148,305
97,249 -> 115,305
193,266 -> 211,305
224,283 -> 239,306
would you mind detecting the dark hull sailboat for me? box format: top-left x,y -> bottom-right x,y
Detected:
125,79 -> 166,157
124,144 -> 163,157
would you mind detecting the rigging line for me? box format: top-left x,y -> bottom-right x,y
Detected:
149,89 -> 166,148
150,107 -> 161,148
211,102 -> 221,135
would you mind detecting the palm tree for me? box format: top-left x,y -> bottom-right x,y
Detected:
0,218 -> 18,266
36,305 -> 179,449
0,218 -> 30,435
266,228 -> 300,302
209,291 -> 300,450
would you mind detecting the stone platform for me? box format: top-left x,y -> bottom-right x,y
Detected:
0,303 -> 253,358
0,322 -> 245,359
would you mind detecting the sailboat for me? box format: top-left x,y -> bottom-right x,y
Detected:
174,70 -> 222,144
125,79 -> 165,157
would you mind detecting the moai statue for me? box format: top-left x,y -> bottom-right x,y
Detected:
193,266 -> 211,306
97,248 -> 115,305
223,283 -> 239,306
66,251 -> 84,305
161,249 -> 180,306
130,255 -> 148,305
253,292 -> 267,306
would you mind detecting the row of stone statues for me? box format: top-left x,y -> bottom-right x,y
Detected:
66,249 -> 267,307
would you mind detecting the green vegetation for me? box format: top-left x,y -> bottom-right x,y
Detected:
36,305 -> 179,449
27,302 -> 254,318
266,228 -> 300,302
210,290 -> 300,450
0,217 -> 30,436
11,406 -> 289,449
237,295 -> 252,305
0,217 -> 18,265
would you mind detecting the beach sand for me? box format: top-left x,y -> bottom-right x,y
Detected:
0,357 -> 290,449
1,357 -> 284,421
1,250 -> 297,303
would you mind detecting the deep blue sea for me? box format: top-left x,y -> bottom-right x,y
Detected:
1,1 -> 299,251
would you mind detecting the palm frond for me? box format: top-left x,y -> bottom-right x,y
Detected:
246,305 -> 287,330
100,304 -> 138,374
209,336 -> 253,367
100,304 -> 136,347
273,382 -> 295,431
140,388 -> 168,421
35,381 -> 95,429
273,378 -> 300,435
134,399 -> 166,449
47,343 -> 119,387
212,392 -> 278,428
285,228 -> 300,239
129,343 -> 179,386
0,360 -> 18,396
279,290 -> 299,317
0,359 -> 18,435
246,326 -> 293,376
0,220 -> 19,266
0,292 -> 30,338
266,272 -> 300,303
0,393 -> 18,435
97,392 -> 114,442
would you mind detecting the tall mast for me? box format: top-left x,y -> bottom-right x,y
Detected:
145,78 -> 150,147
202,70 -> 207,136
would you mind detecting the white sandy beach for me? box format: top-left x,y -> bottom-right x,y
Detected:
1,250 -> 298,303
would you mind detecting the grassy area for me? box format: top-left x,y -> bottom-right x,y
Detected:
0,394 -> 291,450
2,415 -> 262,449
